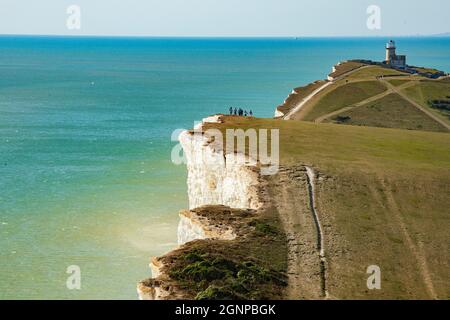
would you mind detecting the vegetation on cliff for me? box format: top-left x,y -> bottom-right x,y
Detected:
288,62 -> 450,133
139,205 -> 288,300
141,60 -> 449,300
206,116 -> 450,299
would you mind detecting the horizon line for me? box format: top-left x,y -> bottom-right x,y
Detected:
0,33 -> 449,39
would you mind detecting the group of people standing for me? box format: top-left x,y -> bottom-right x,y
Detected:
229,107 -> 253,117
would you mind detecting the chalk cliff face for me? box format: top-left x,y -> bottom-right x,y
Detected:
179,117 -> 262,211
137,116 -> 263,300
137,256 -> 171,300
274,108 -> 285,118
178,208 -> 236,245
176,115 -> 262,246
137,205 -> 255,300
137,279 -> 170,300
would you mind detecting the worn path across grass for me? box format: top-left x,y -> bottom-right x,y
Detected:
382,79 -> 450,131
211,117 -> 450,299
314,80 -> 415,123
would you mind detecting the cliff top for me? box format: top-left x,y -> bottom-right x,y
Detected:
278,61 -> 450,132
139,205 -> 288,300
199,115 -> 450,298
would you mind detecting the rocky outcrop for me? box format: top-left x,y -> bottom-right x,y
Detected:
137,257 -> 169,300
138,116 -> 264,300
178,208 -> 236,245
179,117 -> 262,210
327,63 -> 340,81
274,108 -> 285,118
137,279 -> 172,300
137,205 -> 257,300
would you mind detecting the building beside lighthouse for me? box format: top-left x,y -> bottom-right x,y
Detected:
385,40 -> 406,68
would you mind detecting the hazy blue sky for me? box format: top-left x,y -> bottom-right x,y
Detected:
1,0 -> 449,37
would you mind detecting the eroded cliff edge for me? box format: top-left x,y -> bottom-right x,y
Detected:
137,116 -> 287,300
180,116 -> 263,211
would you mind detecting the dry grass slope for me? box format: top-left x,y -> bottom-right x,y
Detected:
291,64 -> 449,132
210,116 -> 450,299
402,80 -> 450,122
346,65 -> 409,80
303,81 -> 387,121
327,93 -> 448,132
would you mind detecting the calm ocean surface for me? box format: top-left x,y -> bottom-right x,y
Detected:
0,36 -> 449,299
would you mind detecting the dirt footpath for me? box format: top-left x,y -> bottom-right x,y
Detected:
266,165 -> 324,299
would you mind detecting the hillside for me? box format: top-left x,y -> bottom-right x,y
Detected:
140,114 -> 449,300
139,61 -> 449,301
205,116 -> 450,299
284,62 -> 450,133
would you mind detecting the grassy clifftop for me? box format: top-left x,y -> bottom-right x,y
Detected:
139,205 -> 288,300
302,81 -> 387,121
208,116 -> 450,173
151,61 -> 450,300
288,62 -> 450,133
206,116 -> 450,299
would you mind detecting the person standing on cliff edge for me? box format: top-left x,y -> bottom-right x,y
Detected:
229,107 -> 233,115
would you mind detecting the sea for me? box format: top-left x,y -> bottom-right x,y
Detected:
0,36 -> 449,299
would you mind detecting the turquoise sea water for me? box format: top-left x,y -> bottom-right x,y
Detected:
0,36 -> 449,299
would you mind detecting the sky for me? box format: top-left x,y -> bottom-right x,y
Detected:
1,0 -> 449,37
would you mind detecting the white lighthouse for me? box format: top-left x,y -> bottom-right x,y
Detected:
385,40 -> 406,68
386,40 -> 396,62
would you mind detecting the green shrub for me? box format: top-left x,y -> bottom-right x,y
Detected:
196,285 -> 241,300
169,249 -> 286,300
249,220 -> 279,236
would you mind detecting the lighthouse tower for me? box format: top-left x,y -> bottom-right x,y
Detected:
384,40 -> 406,68
386,40 -> 396,63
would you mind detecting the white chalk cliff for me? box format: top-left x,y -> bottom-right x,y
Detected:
137,115 -> 263,300
179,117 -> 262,211
178,208 -> 236,245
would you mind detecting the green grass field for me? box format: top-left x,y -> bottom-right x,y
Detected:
327,93 -> 448,132
303,81 -> 387,121
387,79 -> 411,87
292,63 -> 449,135
211,116 -> 450,173
207,116 -> 450,299
402,80 -> 450,122
346,65 -> 408,80
277,81 -> 326,115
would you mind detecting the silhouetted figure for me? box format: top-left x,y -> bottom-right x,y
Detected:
244,110 -> 248,116
249,110 -> 253,116
239,108 -> 243,116
229,107 -> 233,115
234,108 -> 237,115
